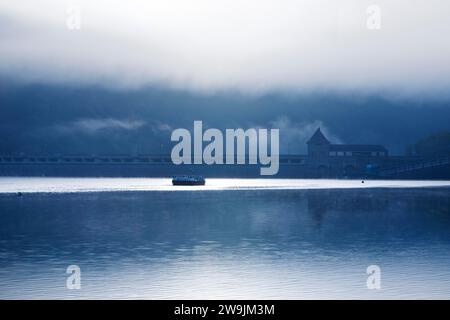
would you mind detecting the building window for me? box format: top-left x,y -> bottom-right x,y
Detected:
379,152 -> 385,156
337,151 -> 344,156
371,152 -> 377,156
345,152 -> 352,156
329,151 -> 337,156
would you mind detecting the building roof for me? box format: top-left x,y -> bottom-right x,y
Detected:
307,128 -> 330,145
330,144 -> 387,152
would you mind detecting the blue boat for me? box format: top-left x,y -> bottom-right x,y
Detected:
172,175 -> 206,186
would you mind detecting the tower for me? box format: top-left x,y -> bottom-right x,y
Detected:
307,128 -> 330,159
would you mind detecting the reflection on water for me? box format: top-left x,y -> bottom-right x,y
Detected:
1,188 -> 450,299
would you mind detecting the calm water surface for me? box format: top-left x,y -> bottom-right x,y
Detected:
1,180 -> 450,299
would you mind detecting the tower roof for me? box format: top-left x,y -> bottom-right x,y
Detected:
307,128 -> 330,145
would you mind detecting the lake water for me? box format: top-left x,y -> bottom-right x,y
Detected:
0,178 -> 450,299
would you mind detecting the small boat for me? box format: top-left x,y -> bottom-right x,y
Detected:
172,175 -> 206,186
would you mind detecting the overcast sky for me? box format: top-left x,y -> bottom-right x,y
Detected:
1,0 -> 450,97
1,1 -> 450,156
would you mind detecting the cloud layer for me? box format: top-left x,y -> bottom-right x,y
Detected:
270,117 -> 342,154
1,0 -> 450,96
54,118 -> 146,134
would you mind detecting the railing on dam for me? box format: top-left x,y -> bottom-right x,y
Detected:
380,156 -> 450,176
0,155 -> 309,165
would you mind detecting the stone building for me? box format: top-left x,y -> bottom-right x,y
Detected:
306,128 -> 388,177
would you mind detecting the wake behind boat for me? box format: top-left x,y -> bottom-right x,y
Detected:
172,175 -> 206,186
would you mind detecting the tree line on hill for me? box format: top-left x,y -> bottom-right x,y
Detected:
406,131 -> 450,157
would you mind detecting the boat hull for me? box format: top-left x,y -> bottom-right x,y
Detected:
172,180 -> 205,186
